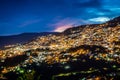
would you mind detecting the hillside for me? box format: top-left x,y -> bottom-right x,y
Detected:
0,32 -> 59,49
0,16 -> 120,80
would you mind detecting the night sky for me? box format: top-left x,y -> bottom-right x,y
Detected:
0,0 -> 120,36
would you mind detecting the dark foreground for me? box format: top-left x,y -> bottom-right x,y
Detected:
1,56 -> 120,80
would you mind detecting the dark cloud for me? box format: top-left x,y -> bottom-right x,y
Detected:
0,0 -> 120,35
73,0 -> 101,8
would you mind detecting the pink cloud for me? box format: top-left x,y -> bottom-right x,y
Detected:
54,24 -> 73,32
51,18 -> 90,32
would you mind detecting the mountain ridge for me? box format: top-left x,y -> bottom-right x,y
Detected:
0,32 -> 59,49
0,16 -> 120,49
0,16 -> 120,79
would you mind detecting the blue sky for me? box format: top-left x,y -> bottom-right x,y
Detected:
0,0 -> 120,35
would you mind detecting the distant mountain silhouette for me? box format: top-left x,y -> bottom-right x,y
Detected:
0,32 -> 59,49
0,16 -> 120,49
0,16 -> 120,80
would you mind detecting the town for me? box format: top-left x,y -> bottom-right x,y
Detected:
0,17 -> 120,79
